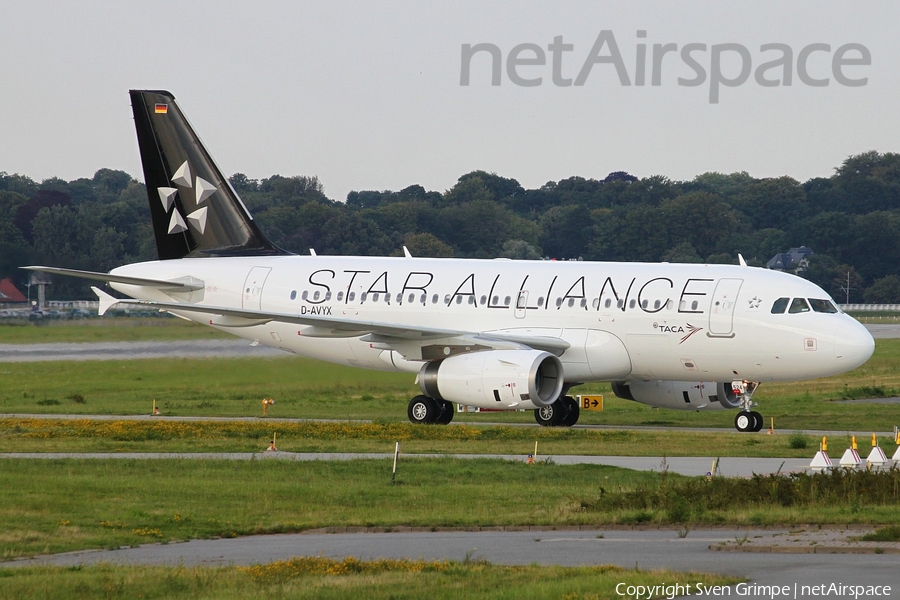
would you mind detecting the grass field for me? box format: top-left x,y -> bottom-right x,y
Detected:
0,458 -> 898,563
0,317 -> 230,344
3,318 -> 900,429
1,341 -> 900,432
1,417 -> 897,457
0,317 -> 898,586
0,561 -> 740,600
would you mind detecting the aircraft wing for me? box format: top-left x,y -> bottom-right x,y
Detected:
23,266 -> 204,292
92,290 -> 570,357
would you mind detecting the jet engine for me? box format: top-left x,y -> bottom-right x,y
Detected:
418,349 -> 564,410
611,380 -> 740,410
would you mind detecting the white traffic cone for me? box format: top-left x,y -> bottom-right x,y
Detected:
810,437 -> 832,471
839,449 -> 861,468
866,434 -> 887,468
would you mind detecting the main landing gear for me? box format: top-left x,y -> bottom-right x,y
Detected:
534,395 -> 580,427
407,395 -> 454,425
731,380 -> 763,433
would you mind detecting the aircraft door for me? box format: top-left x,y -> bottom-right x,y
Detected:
242,267 -> 271,310
708,278 -> 742,336
515,290 -> 528,319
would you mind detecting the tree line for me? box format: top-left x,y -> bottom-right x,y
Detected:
2,151 -> 900,303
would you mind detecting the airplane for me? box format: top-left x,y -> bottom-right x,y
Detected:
25,90 -> 875,432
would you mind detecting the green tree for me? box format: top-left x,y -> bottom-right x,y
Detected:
499,239 -> 542,260
539,205 -> 592,259
863,275 -> 900,303
663,242 -> 703,263
658,191 -> 739,258
396,233 -> 455,258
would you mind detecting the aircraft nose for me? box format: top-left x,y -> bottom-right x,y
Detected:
833,318 -> 875,369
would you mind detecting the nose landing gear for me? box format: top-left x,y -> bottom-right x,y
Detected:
731,380 -> 763,432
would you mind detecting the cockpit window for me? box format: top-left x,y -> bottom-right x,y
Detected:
771,297 -> 789,314
809,298 -> 838,313
788,298 -> 810,314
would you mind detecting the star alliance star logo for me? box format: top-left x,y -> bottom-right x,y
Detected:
748,296 -> 761,309
157,160 -> 214,236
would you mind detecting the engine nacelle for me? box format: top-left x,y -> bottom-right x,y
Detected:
419,349 -> 564,410
611,380 -> 740,411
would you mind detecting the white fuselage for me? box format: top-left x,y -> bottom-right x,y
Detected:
110,255 -> 875,388
112,256 -> 874,383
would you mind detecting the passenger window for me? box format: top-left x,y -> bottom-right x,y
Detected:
337,291 -> 344,301
580,298 -> 587,308
617,300 -> 624,309
504,296 -> 511,306
396,293 -> 402,303
492,295 -> 499,305
432,294 -> 439,304
372,293 -> 379,302
325,291 -> 331,301
479,295 -> 487,305
771,297 -> 789,314
592,298 -> 599,309
301,291 -> 308,301
641,300 -> 648,309
348,292 -> 355,301
788,298 -> 810,314
421,294 -> 426,304
468,296 -> 475,305
537,297 -> 544,307
653,300 -> 661,310
605,299 -> 612,309
567,298 -> 575,307
691,300 -> 698,311
360,292 -> 367,302
290,290 -> 297,300
809,298 -> 838,313
556,298 -> 562,307
408,293 -> 415,303
629,300 -> 636,309
455,296 -> 463,304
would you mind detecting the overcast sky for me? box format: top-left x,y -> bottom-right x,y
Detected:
1,1 -> 896,201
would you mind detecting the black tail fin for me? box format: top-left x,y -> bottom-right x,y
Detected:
129,90 -> 288,260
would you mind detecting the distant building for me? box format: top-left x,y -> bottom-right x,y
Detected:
0,278 -> 27,303
767,246 -> 814,272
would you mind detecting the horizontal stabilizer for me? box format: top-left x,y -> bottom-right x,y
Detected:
91,286 -> 120,316
22,266 -> 204,292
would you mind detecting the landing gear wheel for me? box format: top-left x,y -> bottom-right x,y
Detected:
734,411 -> 755,432
408,395 -> 440,424
561,396 -> 580,427
534,400 -> 566,427
435,399 -> 454,425
749,411 -> 764,432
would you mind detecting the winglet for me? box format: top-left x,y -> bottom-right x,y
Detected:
91,286 -> 120,316
403,246 -> 413,258
738,253 -> 747,267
